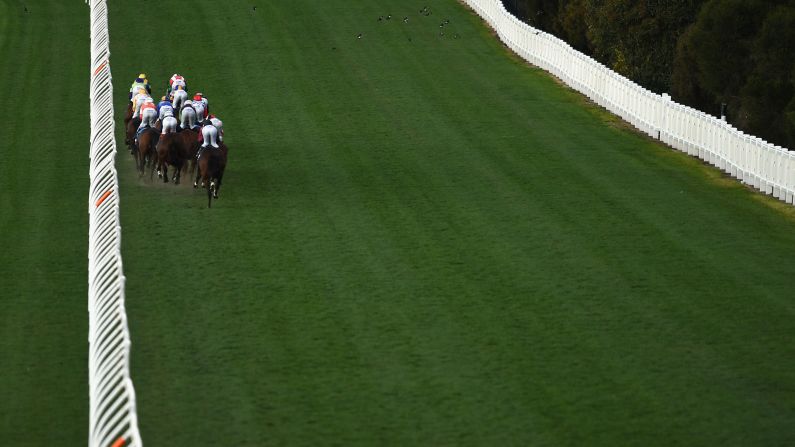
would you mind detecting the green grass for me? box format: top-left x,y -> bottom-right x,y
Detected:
2,0 -> 795,445
106,1 -> 795,444
0,1 -> 89,445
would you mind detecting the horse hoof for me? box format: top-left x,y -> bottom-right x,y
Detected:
193,182 -> 198,189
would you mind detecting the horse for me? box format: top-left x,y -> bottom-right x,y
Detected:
124,102 -> 134,127
155,132 -> 188,184
172,128 -> 200,174
197,143 -> 228,208
136,127 -> 160,179
125,117 -> 141,154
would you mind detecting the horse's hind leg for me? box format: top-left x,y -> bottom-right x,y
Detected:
163,164 -> 169,183
138,152 -> 146,178
215,171 -> 224,199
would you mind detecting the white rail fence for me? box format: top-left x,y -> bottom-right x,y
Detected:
87,0 -> 142,446
463,0 -> 795,205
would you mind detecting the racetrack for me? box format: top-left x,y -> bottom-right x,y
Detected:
0,2 -> 88,445
2,0 -> 795,445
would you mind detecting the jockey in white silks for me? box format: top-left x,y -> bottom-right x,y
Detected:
195,119 -> 219,160
158,97 -> 177,134
171,87 -> 188,114
193,92 -> 209,115
209,115 -> 223,142
201,122 -> 219,149
191,98 -> 207,124
180,100 -> 198,130
161,114 -> 178,134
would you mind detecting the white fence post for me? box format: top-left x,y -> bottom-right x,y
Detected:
86,1 -> 142,446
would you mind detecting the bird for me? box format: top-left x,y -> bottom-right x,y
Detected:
357,33 -> 362,39
387,14 -> 392,20
444,19 -> 450,24
403,16 -> 409,23
378,16 -> 383,21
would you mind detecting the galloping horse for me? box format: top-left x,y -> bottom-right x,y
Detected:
155,132 -> 188,184
197,143 -> 228,208
136,128 -> 159,179
124,102 -> 134,127
172,128 -> 200,174
125,117 -> 141,154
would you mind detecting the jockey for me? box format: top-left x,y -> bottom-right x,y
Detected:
138,98 -> 158,131
168,73 -> 187,94
129,73 -> 151,99
171,86 -> 188,112
209,114 -> 224,142
191,96 -> 207,122
131,92 -> 150,119
193,93 -> 209,117
157,96 -> 174,121
180,100 -> 198,130
161,113 -> 178,135
196,119 -> 219,159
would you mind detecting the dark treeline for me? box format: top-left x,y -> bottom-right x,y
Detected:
502,0 -> 795,150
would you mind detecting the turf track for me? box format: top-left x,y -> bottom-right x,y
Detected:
108,2 -> 795,443
2,0 -> 795,445
0,1 -> 89,445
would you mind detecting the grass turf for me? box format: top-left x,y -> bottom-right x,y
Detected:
2,0 -> 793,444
109,0 -> 795,445
0,1 -> 89,445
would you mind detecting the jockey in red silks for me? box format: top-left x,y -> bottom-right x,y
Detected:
191,94 -> 208,122
193,93 -> 209,118
131,92 -> 150,119
168,73 -> 187,95
138,98 -> 158,131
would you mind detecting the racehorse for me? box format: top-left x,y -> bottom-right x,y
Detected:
124,102 -> 134,127
155,132 -> 188,184
125,117 -> 141,154
172,128 -> 200,174
197,143 -> 228,208
136,128 -> 160,179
